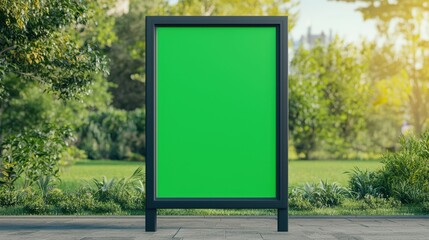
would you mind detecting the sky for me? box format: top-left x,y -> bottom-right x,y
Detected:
291,0 -> 378,43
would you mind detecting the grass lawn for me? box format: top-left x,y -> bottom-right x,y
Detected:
58,160 -> 144,191
57,159 -> 382,191
289,159 -> 382,188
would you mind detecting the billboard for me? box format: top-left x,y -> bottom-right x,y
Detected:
146,16 -> 288,232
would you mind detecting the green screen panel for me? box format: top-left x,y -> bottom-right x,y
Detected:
156,27 -> 277,198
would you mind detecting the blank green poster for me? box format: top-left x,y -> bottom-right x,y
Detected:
156,27 -> 277,198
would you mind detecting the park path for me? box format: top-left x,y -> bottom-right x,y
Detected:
0,216 -> 428,240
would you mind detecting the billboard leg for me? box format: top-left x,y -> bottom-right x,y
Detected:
277,208 -> 288,232
146,208 -> 157,232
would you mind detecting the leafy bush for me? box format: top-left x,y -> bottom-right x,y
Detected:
37,176 -> 56,202
58,189 -> 122,214
0,187 -> 19,206
58,197 -> 82,214
46,188 -> 65,205
23,197 -> 48,214
77,108 -> 145,160
58,189 -> 97,214
359,194 -> 401,209
91,167 -> 145,210
293,180 -> 349,208
289,189 -> 313,210
379,133 -> 429,203
346,167 -> 383,199
422,201 -> 429,214
0,125 -> 71,189
93,201 -> 121,214
317,180 -> 350,207
392,180 -> 426,204
92,176 -> 117,202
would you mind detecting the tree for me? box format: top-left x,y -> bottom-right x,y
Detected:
337,0 -> 429,134
364,42 -> 409,151
0,0 -> 106,100
289,38 -> 370,159
108,0 -> 168,110
0,0 -> 111,187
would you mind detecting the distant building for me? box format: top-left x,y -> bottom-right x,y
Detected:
293,26 -> 333,49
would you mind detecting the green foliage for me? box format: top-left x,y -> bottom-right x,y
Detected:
58,198 -> 81,214
53,166 -> 144,214
58,188 -> 97,214
358,195 -> 401,210
293,180 -> 349,208
0,125 -> 71,189
46,188 -> 65,205
91,167 -> 145,210
0,187 -> 19,206
60,146 -> 88,168
346,167 -> 383,199
0,72 -> 111,137
289,189 -> 313,210
0,0 -> 106,100
92,176 -> 117,201
0,0 -> 113,193
93,201 -> 121,214
37,176 -> 55,202
23,197 -> 48,215
77,108 -> 145,160
422,201 -> 429,214
338,0 -> 429,134
363,43 -> 405,153
379,133 -> 429,203
289,38 -> 370,159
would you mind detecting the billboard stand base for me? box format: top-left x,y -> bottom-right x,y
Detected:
277,208 -> 288,232
145,208 -> 157,232
144,209 -> 289,232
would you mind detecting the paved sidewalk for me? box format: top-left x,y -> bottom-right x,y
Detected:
0,216 -> 428,240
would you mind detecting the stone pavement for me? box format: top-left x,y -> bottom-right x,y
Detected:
0,216 -> 428,240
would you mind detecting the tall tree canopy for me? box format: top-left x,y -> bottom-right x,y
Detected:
337,0 -> 429,134
0,0 -> 112,187
0,0 -> 106,100
290,38 -> 370,159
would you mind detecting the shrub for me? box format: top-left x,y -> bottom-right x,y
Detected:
77,108 -> 145,160
92,176 -> 117,202
37,175 -> 56,202
422,201 -> 429,214
317,180 -> 350,207
17,187 -> 36,205
93,201 -> 121,214
393,180 -> 426,204
379,133 -> 429,203
0,125 -> 71,189
23,197 -> 48,214
0,187 -> 19,206
58,197 -> 82,214
289,189 -> 313,210
346,167 -> 383,199
293,180 -> 349,208
58,189 -> 97,214
46,188 -> 65,205
91,167 -> 145,210
360,194 -> 401,209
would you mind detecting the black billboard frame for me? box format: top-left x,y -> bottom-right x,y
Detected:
145,16 -> 288,232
